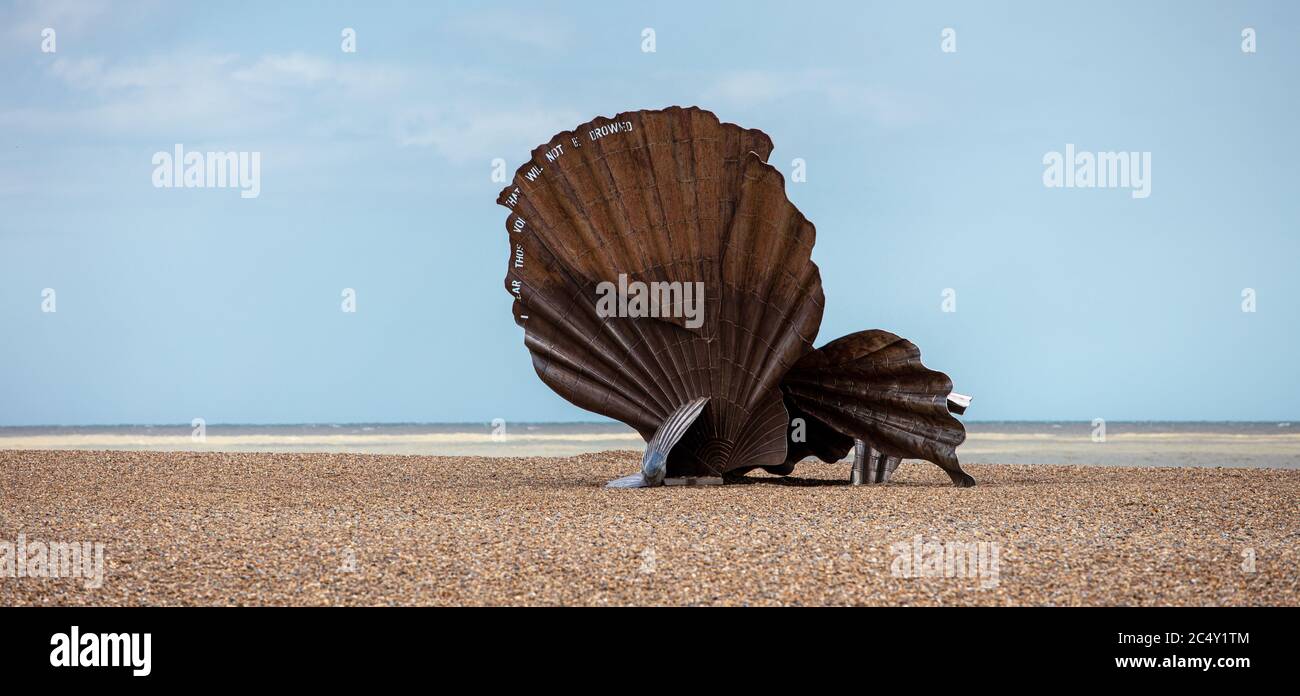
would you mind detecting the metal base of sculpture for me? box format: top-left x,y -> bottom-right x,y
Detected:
850,440 -> 902,485
849,438 -> 976,488
612,394 -> 978,489
664,476 -> 725,486
606,397 -> 709,488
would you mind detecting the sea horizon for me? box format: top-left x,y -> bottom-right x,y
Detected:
1,419 -> 1295,428
2,421 -> 1296,468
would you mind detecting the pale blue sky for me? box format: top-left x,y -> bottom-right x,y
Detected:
1,1 -> 1297,425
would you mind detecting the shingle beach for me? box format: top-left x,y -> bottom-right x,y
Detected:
2,449 -> 1296,606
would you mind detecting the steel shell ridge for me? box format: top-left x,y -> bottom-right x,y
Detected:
498,106 -> 972,488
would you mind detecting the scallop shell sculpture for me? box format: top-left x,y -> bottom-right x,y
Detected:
498,106 -> 973,487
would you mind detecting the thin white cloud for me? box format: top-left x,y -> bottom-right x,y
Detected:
2,0 -> 114,44
705,69 -> 803,103
230,52 -> 404,96
1,4 -> 586,171
702,69 -> 923,127
6,52 -> 406,139
3,47 -> 583,168
445,8 -> 576,52
394,104 -> 584,162
50,53 -> 240,92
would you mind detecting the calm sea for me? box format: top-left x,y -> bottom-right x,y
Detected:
0,421 -> 1296,468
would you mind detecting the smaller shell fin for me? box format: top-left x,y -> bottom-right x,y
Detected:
605,397 -> 710,488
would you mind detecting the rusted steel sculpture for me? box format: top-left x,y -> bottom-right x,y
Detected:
498,106 -> 973,488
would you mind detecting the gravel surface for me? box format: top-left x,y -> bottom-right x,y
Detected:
2,449 -> 1296,606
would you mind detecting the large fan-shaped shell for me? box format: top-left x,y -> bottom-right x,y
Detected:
498,107 -> 824,477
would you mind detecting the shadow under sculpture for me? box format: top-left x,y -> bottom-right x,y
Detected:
497,106 -> 973,488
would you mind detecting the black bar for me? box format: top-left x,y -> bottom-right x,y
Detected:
0,607 -> 1285,686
